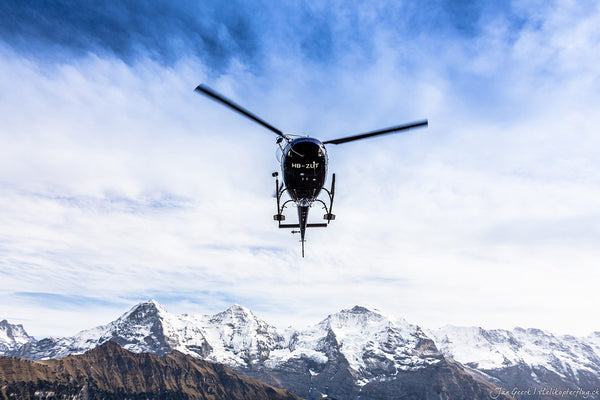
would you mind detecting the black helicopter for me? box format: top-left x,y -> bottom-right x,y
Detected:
195,84 -> 427,256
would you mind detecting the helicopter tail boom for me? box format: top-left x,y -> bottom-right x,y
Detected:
297,205 -> 309,257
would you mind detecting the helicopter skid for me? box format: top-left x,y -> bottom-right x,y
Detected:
272,172 -> 336,257
278,223 -> 329,228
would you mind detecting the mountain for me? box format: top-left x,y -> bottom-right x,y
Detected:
429,325 -> 600,397
239,305 -> 510,400
0,320 -> 35,354
16,300 -> 600,399
1,302 -> 514,399
183,304 -> 289,368
0,341 -> 303,399
12,301 -> 288,366
14,299 -> 182,359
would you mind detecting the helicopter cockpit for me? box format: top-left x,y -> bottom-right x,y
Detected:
281,138 -> 328,201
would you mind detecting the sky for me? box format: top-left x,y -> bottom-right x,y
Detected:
1,0 -> 600,338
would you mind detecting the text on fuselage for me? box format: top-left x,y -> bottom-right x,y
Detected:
292,161 -> 319,169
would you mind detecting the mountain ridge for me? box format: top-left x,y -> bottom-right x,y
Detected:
3,300 -> 596,399
0,340 -> 303,399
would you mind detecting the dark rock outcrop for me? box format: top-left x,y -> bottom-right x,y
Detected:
0,341 -> 303,400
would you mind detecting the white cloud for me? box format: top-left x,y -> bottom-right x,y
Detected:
1,1 -> 600,338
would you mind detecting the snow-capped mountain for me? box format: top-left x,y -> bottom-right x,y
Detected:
266,306 -> 442,384
14,299 -> 177,359
0,320 -> 36,353
249,305 -> 474,400
428,325 -> 600,392
12,300 -> 285,364
178,304 -> 287,367
6,302 -> 439,379
6,300 -> 598,399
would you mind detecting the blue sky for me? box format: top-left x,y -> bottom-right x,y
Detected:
1,0 -> 600,338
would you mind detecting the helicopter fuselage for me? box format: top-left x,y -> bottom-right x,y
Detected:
281,137 -> 328,202
276,137 -> 333,256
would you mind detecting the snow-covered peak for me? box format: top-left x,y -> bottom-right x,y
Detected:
429,325 -> 600,378
119,299 -> 169,322
428,325 -> 513,370
151,305 -> 288,368
265,305 -> 442,383
0,320 -> 36,352
320,306 -> 387,345
210,304 -> 256,325
319,306 -> 418,345
323,306 -> 386,329
16,299 -> 184,360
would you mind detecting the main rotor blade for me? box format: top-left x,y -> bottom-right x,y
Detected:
323,119 -> 428,145
195,84 -> 286,138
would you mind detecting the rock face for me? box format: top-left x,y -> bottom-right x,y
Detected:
15,300 -> 600,399
0,320 -> 35,354
0,341 -> 303,400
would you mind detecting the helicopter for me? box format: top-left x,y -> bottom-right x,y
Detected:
195,84 -> 427,257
